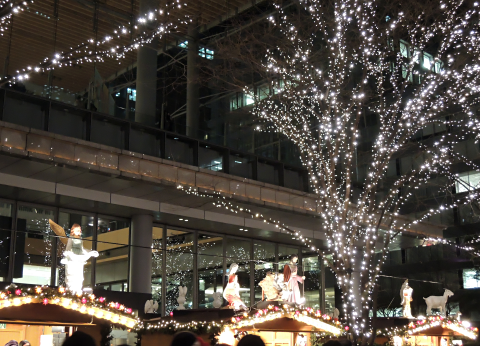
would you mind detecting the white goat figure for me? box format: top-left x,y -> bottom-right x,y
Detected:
424,289 -> 454,316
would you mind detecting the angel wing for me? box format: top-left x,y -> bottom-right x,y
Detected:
400,280 -> 408,305
48,219 -> 68,245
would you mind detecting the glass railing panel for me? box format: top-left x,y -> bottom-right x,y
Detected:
49,104 -> 88,140
3,91 -> 47,130
0,89 -> 309,192
229,154 -> 254,179
91,115 -> 125,149
258,161 -> 279,185
165,135 -> 194,166
199,145 -> 223,172
284,168 -> 305,191
129,127 -> 161,158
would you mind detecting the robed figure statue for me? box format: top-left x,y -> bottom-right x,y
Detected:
400,279 -> 414,318
283,255 -> 305,304
223,263 -> 247,310
49,220 -> 99,293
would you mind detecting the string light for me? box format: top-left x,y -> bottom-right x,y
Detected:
227,305 -> 344,336
390,316 -> 477,340
184,0 -> 480,338
0,284 -> 138,328
0,0 -> 33,35
1,0 -> 190,84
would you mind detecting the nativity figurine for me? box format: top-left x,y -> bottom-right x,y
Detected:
223,263 -> 247,310
49,220 -> 99,293
283,255 -> 305,304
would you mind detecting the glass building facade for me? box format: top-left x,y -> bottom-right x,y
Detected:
0,199 -> 329,317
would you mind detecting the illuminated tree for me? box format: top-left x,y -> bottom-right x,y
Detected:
200,0 -> 480,342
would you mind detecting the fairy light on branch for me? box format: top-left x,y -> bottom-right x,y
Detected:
0,0 -> 33,34
191,0 -> 480,338
1,0 -> 190,84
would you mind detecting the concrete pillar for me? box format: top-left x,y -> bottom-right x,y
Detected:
129,214 -> 153,294
134,0 -> 158,126
186,22 -> 199,138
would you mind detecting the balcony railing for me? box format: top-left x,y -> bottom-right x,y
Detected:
0,88 -> 309,192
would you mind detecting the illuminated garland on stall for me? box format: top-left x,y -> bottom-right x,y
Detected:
377,316 -> 478,341
227,305 -> 345,336
136,305 -> 344,340
137,320 -> 222,336
0,285 -> 139,329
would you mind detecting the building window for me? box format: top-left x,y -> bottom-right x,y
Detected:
400,40 -> 410,58
226,238 -> 251,306
199,47 -> 214,60
423,52 -> 434,70
245,91 -> 254,106
463,269 -> 480,288
179,41 -> 214,60
455,171 -> 480,193
198,234 -> 224,309
127,88 -> 136,102
254,241 -> 276,302
303,253 -> 321,310
0,203 -> 13,282
256,84 -> 270,100
95,217 -> 130,291
165,229 -> 194,313
152,226 -> 163,312
13,205 -> 56,286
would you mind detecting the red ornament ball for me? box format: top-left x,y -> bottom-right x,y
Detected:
15,289 -> 21,296
99,297 -> 105,303
81,298 -> 87,304
345,326 -> 350,331
43,298 -> 49,305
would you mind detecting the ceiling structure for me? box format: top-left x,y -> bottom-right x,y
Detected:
0,0 -> 261,92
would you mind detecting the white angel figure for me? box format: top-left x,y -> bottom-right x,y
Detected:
400,279 -> 413,318
49,220 -> 99,293
177,286 -> 187,310
144,299 -> 159,313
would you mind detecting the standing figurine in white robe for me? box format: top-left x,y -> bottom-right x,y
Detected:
49,220 -> 98,293
400,279 -> 413,318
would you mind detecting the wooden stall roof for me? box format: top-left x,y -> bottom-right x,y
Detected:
236,316 -> 324,333
0,0 -> 262,92
0,303 -> 122,327
409,325 -> 476,338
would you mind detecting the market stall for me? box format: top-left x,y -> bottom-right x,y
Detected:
0,285 -> 139,346
383,316 -> 478,346
139,304 -> 345,346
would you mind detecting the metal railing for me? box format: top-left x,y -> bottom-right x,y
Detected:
0,88 -> 309,192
